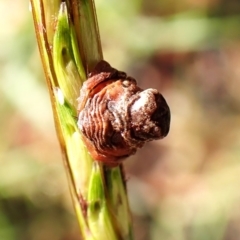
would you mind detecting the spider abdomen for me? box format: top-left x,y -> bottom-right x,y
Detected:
77,61 -> 170,166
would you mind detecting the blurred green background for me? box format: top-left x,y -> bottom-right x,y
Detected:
1,0 -> 240,239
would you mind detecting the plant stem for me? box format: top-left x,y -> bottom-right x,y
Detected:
30,0 -> 133,239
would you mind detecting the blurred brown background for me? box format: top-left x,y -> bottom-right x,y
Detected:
1,0 -> 240,239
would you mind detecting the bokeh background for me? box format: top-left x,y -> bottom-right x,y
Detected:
1,0 -> 240,239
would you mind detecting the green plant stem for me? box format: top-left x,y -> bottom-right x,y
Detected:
30,0 -> 133,239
